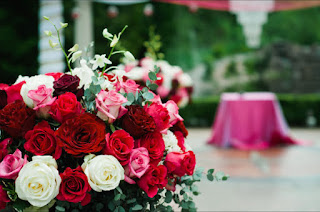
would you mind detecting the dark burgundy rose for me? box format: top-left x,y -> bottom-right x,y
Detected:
0,100 -> 36,138
53,74 -> 84,99
0,90 -> 7,109
121,105 -> 156,139
170,121 -> 188,138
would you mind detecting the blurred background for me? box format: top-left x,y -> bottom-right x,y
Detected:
1,0 -> 320,210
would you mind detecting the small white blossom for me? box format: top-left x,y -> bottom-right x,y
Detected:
110,35 -> 119,47
44,30 -> 52,36
124,51 -> 135,62
90,54 -> 111,70
60,22 -> 68,28
70,59 -> 95,89
162,131 -> 182,153
102,28 -> 113,39
49,39 -> 58,48
68,44 -> 79,52
71,50 -> 82,63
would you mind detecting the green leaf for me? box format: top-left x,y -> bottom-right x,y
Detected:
183,193 -> 188,201
55,205 -> 66,212
126,198 -> 136,204
108,201 -> 115,211
142,92 -> 154,100
110,124 -> 116,133
154,65 -> 160,73
165,190 -> 173,203
207,168 -> 214,175
127,92 -> 135,103
131,204 -> 143,211
142,87 -> 149,93
222,174 -> 230,181
115,206 -> 125,212
116,186 -> 123,194
207,174 -> 214,181
148,71 -> 157,81
146,80 -> 151,87
114,193 -> 122,201
215,171 -> 225,181
96,203 -> 104,211
148,83 -> 158,90
13,199 -> 30,212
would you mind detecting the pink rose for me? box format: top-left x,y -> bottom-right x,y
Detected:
119,79 -> 139,95
0,184 -> 10,210
28,85 -> 56,118
164,100 -> 183,126
156,85 -> 170,98
0,138 -> 12,161
95,90 -> 128,123
0,149 -> 28,179
144,103 -> 170,134
124,147 -> 150,184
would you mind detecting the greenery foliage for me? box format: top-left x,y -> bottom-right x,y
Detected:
180,94 -> 320,127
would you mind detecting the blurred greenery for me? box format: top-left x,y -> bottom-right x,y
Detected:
1,1 -> 320,85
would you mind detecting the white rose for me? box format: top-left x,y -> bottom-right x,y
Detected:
162,130 -> 182,153
15,156 -> 61,208
81,154 -> 124,192
20,75 -> 55,108
70,59 -> 95,90
14,75 -> 30,84
178,73 -> 193,87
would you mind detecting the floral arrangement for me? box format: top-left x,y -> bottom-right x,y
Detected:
0,17 -> 227,212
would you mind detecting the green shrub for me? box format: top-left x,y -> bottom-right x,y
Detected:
181,94 -> 320,127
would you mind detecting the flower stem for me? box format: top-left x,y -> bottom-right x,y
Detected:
50,20 -> 72,74
101,25 -> 128,76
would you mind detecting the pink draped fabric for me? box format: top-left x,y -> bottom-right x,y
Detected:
207,92 -> 303,150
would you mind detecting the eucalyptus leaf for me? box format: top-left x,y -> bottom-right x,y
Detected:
55,205 -> 66,212
142,92 -> 154,100
127,93 -> 135,103
148,83 -> 158,90
146,80 -> 151,87
207,174 -> 214,181
131,204 -> 143,211
148,71 -> 157,81
114,193 -> 122,201
208,168 -> 214,175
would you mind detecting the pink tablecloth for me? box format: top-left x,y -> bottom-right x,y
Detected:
207,92 -> 301,150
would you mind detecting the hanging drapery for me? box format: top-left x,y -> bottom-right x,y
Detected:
153,0 -> 320,12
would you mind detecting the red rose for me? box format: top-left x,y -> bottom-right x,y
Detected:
136,131 -> 165,165
164,151 -> 196,177
24,121 -> 62,159
103,130 -> 134,165
170,121 -> 188,138
45,72 -> 64,81
121,105 -> 156,138
55,113 -> 106,157
5,81 -> 25,104
0,184 -> 10,210
144,103 -> 170,134
53,74 -> 83,100
174,131 -> 186,152
0,90 -> 7,109
0,138 -> 12,161
137,165 -> 168,198
57,166 -> 91,206
0,100 -> 35,138
50,92 -> 84,123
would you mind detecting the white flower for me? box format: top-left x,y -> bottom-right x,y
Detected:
14,75 -> 30,84
71,50 -> 82,63
123,67 -> 148,81
81,154 -> 124,192
60,22 -> 68,28
100,77 -> 115,91
178,73 -> 193,87
110,35 -> 119,47
162,130 -> 182,153
15,156 -> 61,208
20,75 -> 55,108
49,39 -> 58,48
123,51 -> 135,62
68,44 -> 79,52
90,54 -> 111,70
103,28 -> 113,39
70,59 -> 95,89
